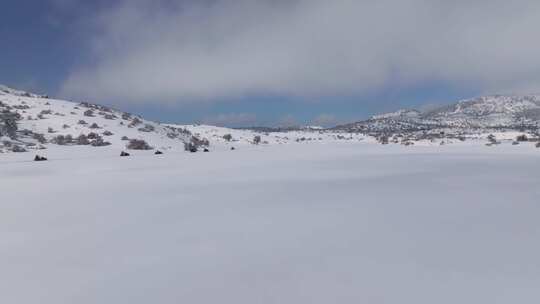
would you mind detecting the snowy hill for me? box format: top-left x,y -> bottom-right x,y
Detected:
0,86 -> 195,153
336,95 -> 540,135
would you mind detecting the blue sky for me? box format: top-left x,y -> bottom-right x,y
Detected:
2,0 -> 539,127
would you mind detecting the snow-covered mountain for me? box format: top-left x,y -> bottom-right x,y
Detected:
336,95 -> 540,134
4,84 -> 540,154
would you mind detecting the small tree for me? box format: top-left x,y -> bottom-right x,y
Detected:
223,134 -> 233,142
184,142 -> 198,152
253,135 -> 261,145
487,134 -> 497,144
516,134 -> 528,142
0,114 -> 18,139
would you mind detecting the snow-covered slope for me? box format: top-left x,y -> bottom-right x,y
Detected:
0,85 -> 194,153
424,95 -> 540,128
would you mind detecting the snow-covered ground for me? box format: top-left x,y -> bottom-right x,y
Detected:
178,124 -> 367,147
1,142 -> 540,303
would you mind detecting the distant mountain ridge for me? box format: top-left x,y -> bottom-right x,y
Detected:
336,95 -> 540,134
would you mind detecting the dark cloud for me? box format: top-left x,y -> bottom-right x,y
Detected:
201,113 -> 258,127
60,0 -> 540,105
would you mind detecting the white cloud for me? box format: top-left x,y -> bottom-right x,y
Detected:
61,0 -> 540,105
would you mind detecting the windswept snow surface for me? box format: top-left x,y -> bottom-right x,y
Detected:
1,143 -> 540,303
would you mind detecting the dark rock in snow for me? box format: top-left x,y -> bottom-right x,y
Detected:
34,155 -> 47,161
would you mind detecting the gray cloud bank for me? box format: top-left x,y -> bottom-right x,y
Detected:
61,0 -> 540,104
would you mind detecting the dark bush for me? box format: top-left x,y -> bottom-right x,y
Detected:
516,134 -> 528,142
253,135 -> 261,145
52,135 -> 73,145
0,113 -> 18,139
33,133 -> 47,144
76,134 -> 90,145
127,139 -> 153,150
90,137 -> 111,147
11,144 -> 27,153
128,117 -> 143,128
138,124 -> 155,132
